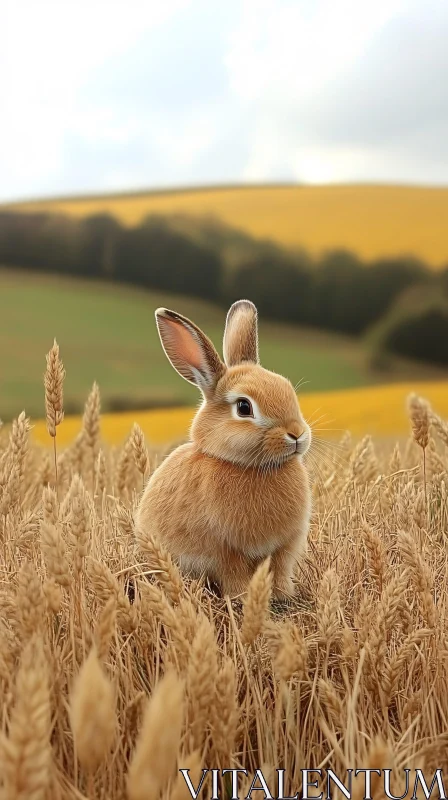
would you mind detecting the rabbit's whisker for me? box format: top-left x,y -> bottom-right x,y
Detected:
294,377 -> 310,392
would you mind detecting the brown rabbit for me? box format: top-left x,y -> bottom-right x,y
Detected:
134,300 -> 311,599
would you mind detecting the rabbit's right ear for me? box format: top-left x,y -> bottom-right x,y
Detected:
223,299 -> 259,367
155,308 -> 225,395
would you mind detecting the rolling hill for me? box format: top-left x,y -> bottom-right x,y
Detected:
0,267 -> 446,423
7,183 -> 448,268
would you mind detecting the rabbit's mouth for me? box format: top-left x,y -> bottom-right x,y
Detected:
269,447 -> 307,468
284,430 -> 311,457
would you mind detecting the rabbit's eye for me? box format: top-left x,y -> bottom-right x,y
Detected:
236,398 -> 253,417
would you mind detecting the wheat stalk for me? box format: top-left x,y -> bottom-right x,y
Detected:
44,339 -> 65,487
136,529 -> 184,605
241,557 -> 272,645
127,670 -> 184,800
40,520 -> 72,588
130,423 -> 149,487
187,616 -> 218,751
0,636 -> 52,800
408,393 -> 430,510
69,646 -> 116,775
82,382 -> 101,491
16,561 -> 46,643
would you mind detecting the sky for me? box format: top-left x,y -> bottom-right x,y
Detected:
2,0 -> 448,201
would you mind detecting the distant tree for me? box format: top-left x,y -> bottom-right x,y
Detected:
115,215 -> 224,300
36,215 -> 83,274
229,251 -> 313,324
312,250 -> 366,333
366,280 -> 448,367
0,212 -> 48,268
78,214 -> 122,278
381,305 -> 448,366
441,265 -> 448,296
0,211 -> 81,273
363,256 -> 430,326
312,251 -> 431,335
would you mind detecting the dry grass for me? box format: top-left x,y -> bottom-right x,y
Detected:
9,183 -> 448,267
1,348 -> 448,799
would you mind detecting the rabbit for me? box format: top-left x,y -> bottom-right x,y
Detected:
134,299 -> 312,600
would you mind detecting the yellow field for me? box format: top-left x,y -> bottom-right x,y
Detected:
31,381 -> 448,447
8,183 -> 448,267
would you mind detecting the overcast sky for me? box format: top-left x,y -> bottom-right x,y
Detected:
2,0 -> 448,201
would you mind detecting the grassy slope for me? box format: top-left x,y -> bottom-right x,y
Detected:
0,267 -> 446,423
7,183 -> 448,268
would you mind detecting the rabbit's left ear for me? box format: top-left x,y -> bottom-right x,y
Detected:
156,308 -> 225,395
223,299 -> 259,367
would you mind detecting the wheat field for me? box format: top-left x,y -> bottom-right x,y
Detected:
10,183 -> 448,267
1,344 -> 448,800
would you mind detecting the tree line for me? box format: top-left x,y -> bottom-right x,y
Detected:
0,209 -> 447,365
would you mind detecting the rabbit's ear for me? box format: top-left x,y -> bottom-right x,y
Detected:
156,308 -> 225,394
223,299 -> 259,367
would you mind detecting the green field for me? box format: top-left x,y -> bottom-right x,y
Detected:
0,267 -> 445,422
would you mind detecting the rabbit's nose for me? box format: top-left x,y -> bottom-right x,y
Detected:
286,429 -> 305,441
286,419 -> 304,439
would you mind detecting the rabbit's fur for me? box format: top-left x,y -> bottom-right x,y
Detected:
135,300 -> 311,599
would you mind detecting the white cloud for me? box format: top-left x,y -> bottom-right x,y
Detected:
1,0 -> 190,197
227,0 -> 448,185
226,0 -> 414,183
152,113 -> 219,169
1,0 -> 448,200
225,0 -> 406,102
